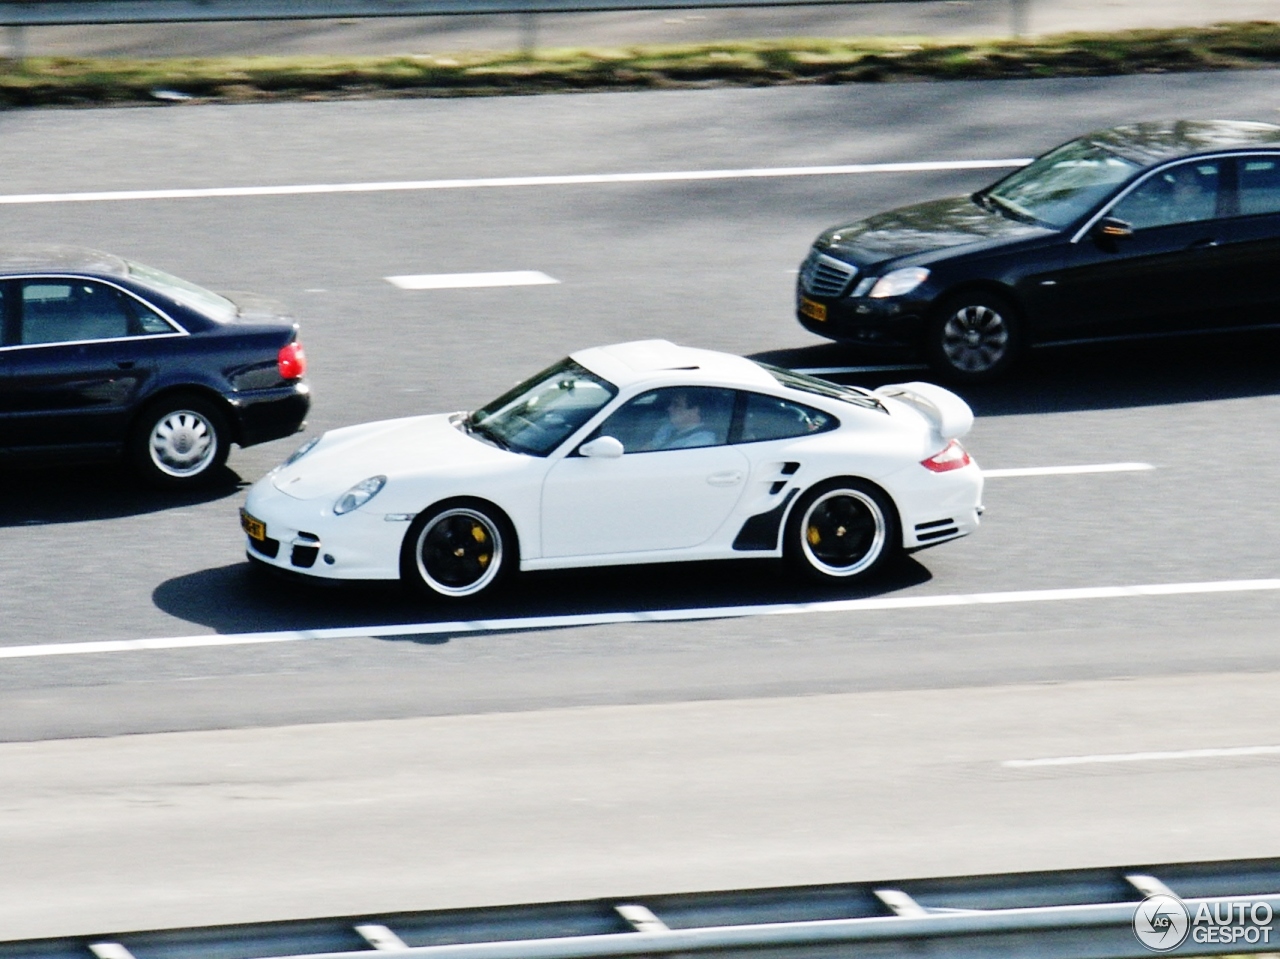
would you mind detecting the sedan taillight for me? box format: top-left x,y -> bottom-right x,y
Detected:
921,439 -> 971,472
278,341 -> 307,380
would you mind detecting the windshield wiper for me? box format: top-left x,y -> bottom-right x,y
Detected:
466,416 -> 511,451
985,193 -> 1037,224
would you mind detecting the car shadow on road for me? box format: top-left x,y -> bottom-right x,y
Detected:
0,462 -> 245,527
754,329 -> 1280,415
152,554 -> 934,638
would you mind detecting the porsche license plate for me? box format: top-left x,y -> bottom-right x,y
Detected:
240,509 -> 266,542
800,297 -> 827,322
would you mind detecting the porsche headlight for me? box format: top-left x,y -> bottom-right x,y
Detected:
869,266 -> 930,299
276,435 -> 320,471
333,475 -> 386,515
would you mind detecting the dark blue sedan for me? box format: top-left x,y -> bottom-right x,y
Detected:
0,245 -> 309,487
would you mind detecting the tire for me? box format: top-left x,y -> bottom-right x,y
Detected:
401,499 -> 516,601
785,478 -> 899,584
925,291 -> 1022,383
129,393 -> 230,488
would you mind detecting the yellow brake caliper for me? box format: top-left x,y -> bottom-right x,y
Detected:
472,523 -> 490,567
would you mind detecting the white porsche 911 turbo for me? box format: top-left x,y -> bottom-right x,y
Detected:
241,340 -> 983,600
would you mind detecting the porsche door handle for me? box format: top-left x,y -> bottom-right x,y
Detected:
706,470 -> 744,487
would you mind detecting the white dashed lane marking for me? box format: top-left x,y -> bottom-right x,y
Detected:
386,271 -> 559,289
1004,745 -> 1280,768
984,462 -> 1155,478
0,159 -> 1032,205
2,578 -> 1277,661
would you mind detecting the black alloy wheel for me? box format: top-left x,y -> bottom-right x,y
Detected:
129,392 -> 230,488
402,500 -> 516,601
785,478 -> 899,584
926,291 -> 1022,383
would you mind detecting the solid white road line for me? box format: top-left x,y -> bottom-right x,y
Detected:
0,159 -> 1032,205
1004,745 -> 1280,768
386,271 -> 559,289
2,577 -> 1277,661
984,463 -> 1155,478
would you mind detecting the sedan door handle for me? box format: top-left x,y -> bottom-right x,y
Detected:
706,470 -> 744,487
1187,237 -> 1218,249
116,360 -> 136,369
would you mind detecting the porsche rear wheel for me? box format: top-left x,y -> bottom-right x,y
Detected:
401,500 -> 515,601
785,479 -> 899,584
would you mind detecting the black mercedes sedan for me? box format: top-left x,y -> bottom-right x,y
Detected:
796,120 -> 1280,381
0,245 -> 309,487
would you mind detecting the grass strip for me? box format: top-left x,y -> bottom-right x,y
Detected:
0,20 -> 1277,107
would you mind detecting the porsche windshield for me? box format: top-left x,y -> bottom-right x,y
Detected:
981,139 -> 1140,228
469,359 -> 618,456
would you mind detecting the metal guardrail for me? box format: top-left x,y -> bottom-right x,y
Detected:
0,0 -> 1031,40
6,857 -> 1280,959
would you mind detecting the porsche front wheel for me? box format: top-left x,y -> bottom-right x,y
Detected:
401,500 -> 515,601
785,479 -> 899,584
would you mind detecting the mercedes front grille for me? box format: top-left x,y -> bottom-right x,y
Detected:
800,250 -> 859,298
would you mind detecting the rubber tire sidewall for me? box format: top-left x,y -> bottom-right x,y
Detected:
784,478 -> 900,585
129,392 -> 230,489
400,498 -> 518,602
924,290 -> 1023,384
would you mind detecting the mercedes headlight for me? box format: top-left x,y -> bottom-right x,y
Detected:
869,267 -> 930,299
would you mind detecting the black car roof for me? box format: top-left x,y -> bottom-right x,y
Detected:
1082,120 -> 1280,167
0,244 -> 129,277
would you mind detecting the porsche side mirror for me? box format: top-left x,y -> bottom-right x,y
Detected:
578,436 -> 624,458
1093,216 -> 1133,242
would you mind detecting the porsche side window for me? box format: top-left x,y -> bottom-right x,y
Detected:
595,387 -> 735,453
1110,161 -> 1222,230
1238,157 -> 1280,216
737,393 -> 836,444
19,280 -> 150,345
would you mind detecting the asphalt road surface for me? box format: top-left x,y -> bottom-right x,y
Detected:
2,70 -> 1280,940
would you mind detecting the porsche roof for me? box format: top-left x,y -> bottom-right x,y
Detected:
572,340 -> 778,390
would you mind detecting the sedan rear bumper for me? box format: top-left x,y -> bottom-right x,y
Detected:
231,381 -> 311,447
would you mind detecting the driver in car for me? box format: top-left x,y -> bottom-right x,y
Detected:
647,390 -> 717,450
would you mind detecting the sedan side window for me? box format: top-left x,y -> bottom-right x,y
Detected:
594,387 -> 735,453
1238,157 -> 1280,216
1110,161 -> 1222,230
19,280 -> 164,345
738,393 -> 836,443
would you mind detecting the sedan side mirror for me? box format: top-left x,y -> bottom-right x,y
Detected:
578,435 -> 625,458
1093,216 -> 1134,242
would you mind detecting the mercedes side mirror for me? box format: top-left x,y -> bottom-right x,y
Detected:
578,436 -> 625,458
1093,216 -> 1134,242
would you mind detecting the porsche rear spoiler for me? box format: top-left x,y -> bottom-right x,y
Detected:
874,381 -> 974,440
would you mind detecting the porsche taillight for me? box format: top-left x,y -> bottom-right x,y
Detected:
278,341 -> 307,380
921,439 -> 971,473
